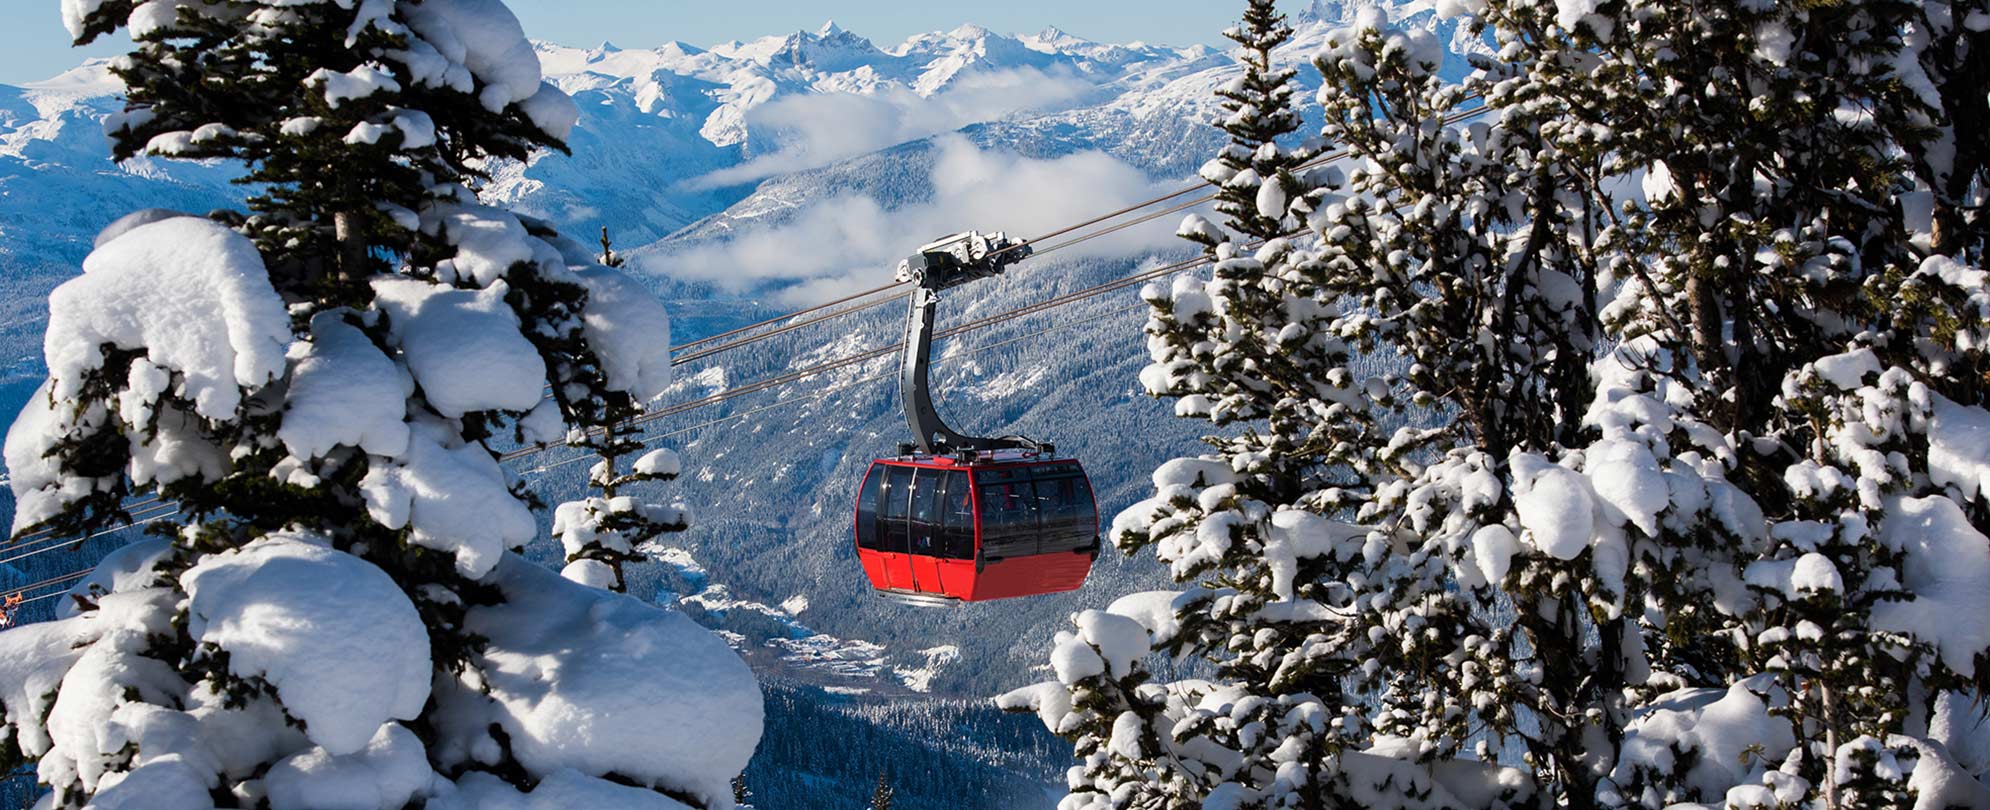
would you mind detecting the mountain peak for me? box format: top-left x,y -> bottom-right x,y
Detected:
818,20 -> 845,37
1033,25 -> 1086,43
594,40 -> 621,53
948,23 -> 994,40
1299,0 -> 1363,23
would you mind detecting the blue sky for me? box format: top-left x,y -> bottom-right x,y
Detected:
6,1 -> 1321,85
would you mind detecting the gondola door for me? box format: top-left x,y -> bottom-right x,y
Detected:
878,465 -> 916,592
935,470 -> 976,597
907,468 -> 945,594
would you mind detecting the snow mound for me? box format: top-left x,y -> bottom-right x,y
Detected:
180,533 -> 431,755
1339,737 -> 1537,809
39,588 -> 182,791
432,769 -> 694,810
1929,393 -> 1990,503
359,419 -> 536,578
57,537 -> 174,619
520,82 -> 581,140
92,208 -> 194,249
1105,589 -> 1201,645
433,554 -> 760,807
372,278 -> 546,418
1508,452 -> 1595,560
1608,677 -> 1795,802
403,0 -> 545,111
265,723 -> 439,810
0,609 -> 105,761
634,448 -> 682,477
419,203 -> 549,287
46,217 -> 290,419
81,755 -> 213,810
279,313 -> 414,460
5,381 -> 86,533
1049,610 -> 1152,686
1263,510 -> 1364,601
1888,735 -> 1990,810
1812,348 -> 1883,390
575,265 -> 675,401
1583,439 -> 1667,536
1872,495 -> 1990,676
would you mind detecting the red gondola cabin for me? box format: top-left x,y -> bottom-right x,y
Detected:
854,452 -> 1098,604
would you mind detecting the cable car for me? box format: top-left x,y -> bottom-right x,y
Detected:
854,454 -> 1098,604
854,232 -> 1100,605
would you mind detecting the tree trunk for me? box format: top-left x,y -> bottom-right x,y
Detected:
1686,274 -> 1723,373
1822,683 -> 1840,810
334,210 -> 367,280
1519,592 -> 1606,810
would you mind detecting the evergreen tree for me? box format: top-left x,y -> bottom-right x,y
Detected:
1011,1 -> 1990,808
870,769 -> 894,810
1199,0 -> 1320,244
0,1 -> 758,807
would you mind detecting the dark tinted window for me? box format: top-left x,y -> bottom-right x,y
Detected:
941,471 -> 974,560
1033,473 -> 1096,554
881,466 -> 913,554
978,479 -> 1039,558
909,469 -> 944,557
856,466 -> 883,550
976,467 -> 1031,484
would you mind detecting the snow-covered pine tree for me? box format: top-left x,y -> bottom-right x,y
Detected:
544,221 -> 686,593
1008,3 -> 1468,807
1011,1 -> 1990,808
1200,0 -> 1320,244
1000,607 -> 1198,806
554,407 -> 690,591
0,1 -> 759,807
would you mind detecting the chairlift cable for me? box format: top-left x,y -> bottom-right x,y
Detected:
671,286 -> 911,366
4,568 -> 94,597
0,504 -> 181,569
671,281 -> 911,354
10,494 -> 167,547
521,301 -> 1154,478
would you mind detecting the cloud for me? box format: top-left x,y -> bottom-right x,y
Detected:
688,68 -> 1098,189
641,136 -> 1205,307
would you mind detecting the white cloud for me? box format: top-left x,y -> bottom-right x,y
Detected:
642,136 -> 1204,306
688,68 -> 1097,189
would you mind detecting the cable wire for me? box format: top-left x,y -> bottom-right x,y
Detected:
4,568 -> 93,597
9,494 -> 166,547
520,300 -> 1157,478
671,285 -> 911,367
0,504 -> 180,569
501,249 -> 1220,464
671,280 -> 911,355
